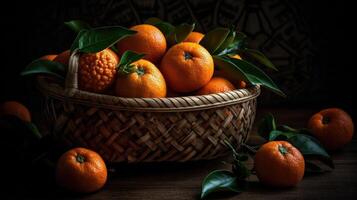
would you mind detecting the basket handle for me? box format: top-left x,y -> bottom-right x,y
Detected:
65,50 -> 81,97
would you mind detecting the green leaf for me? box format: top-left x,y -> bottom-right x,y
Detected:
305,161 -> 324,173
246,74 -> 284,96
305,160 -> 334,173
201,170 -> 241,199
20,59 -> 66,79
288,134 -> 330,158
287,134 -> 334,169
268,130 -> 296,141
145,18 -> 194,46
200,27 -> 230,54
306,155 -> 334,170
72,26 -> 137,53
145,18 -> 175,37
171,23 -> 195,44
64,20 -> 91,33
233,31 -> 247,43
277,125 -> 312,136
217,31 -> 247,56
277,125 -> 299,133
214,30 -> 235,54
213,55 -> 248,83
298,128 -> 315,136
305,159 -> 334,173
257,113 -> 276,140
70,29 -> 87,52
144,17 -> 162,25
110,46 -> 119,54
25,122 -> 42,139
119,50 -> 145,66
118,51 -> 145,75
154,21 -> 175,36
224,56 -> 286,97
277,125 -> 314,136
243,49 -> 278,71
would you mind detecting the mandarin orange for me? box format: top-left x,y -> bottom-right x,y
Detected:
160,42 -> 214,93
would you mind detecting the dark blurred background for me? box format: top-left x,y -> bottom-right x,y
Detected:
0,0 -> 355,117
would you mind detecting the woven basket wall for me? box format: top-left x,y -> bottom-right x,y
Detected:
37,51 -> 260,163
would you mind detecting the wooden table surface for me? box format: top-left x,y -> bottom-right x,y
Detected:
21,108 -> 357,200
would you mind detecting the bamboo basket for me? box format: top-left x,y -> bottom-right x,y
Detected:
37,51 -> 260,163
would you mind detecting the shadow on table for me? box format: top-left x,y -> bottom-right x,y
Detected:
193,181 -> 298,200
19,158 -> 227,199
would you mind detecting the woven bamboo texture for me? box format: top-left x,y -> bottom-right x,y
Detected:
36,51 -> 260,163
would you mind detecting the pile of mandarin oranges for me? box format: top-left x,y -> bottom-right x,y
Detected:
42,24 -> 246,98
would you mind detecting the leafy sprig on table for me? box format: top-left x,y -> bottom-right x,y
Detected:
200,114 -> 334,199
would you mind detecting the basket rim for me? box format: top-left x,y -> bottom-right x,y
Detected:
36,50 -> 260,112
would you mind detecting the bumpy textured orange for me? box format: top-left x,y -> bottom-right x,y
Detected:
183,32 -> 204,43
40,54 -> 57,61
78,49 -> 119,93
160,42 -> 214,93
116,24 -> 166,64
197,77 -> 235,95
308,108 -> 354,151
115,59 -> 166,98
0,101 -> 31,122
254,141 -> 305,187
53,50 -> 70,65
56,147 -> 107,193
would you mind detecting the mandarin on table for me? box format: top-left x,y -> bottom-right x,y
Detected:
196,77 -> 235,95
53,49 -> 70,66
183,31 -> 204,43
115,59 -> 166,98
308,108 -> 354,151
0,101 -> 31,122
160,42 -> 214,93
254,141 -> 305,187
78,48 -> 119,93
116,24 -> 166,64
56,147 -> 107,193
